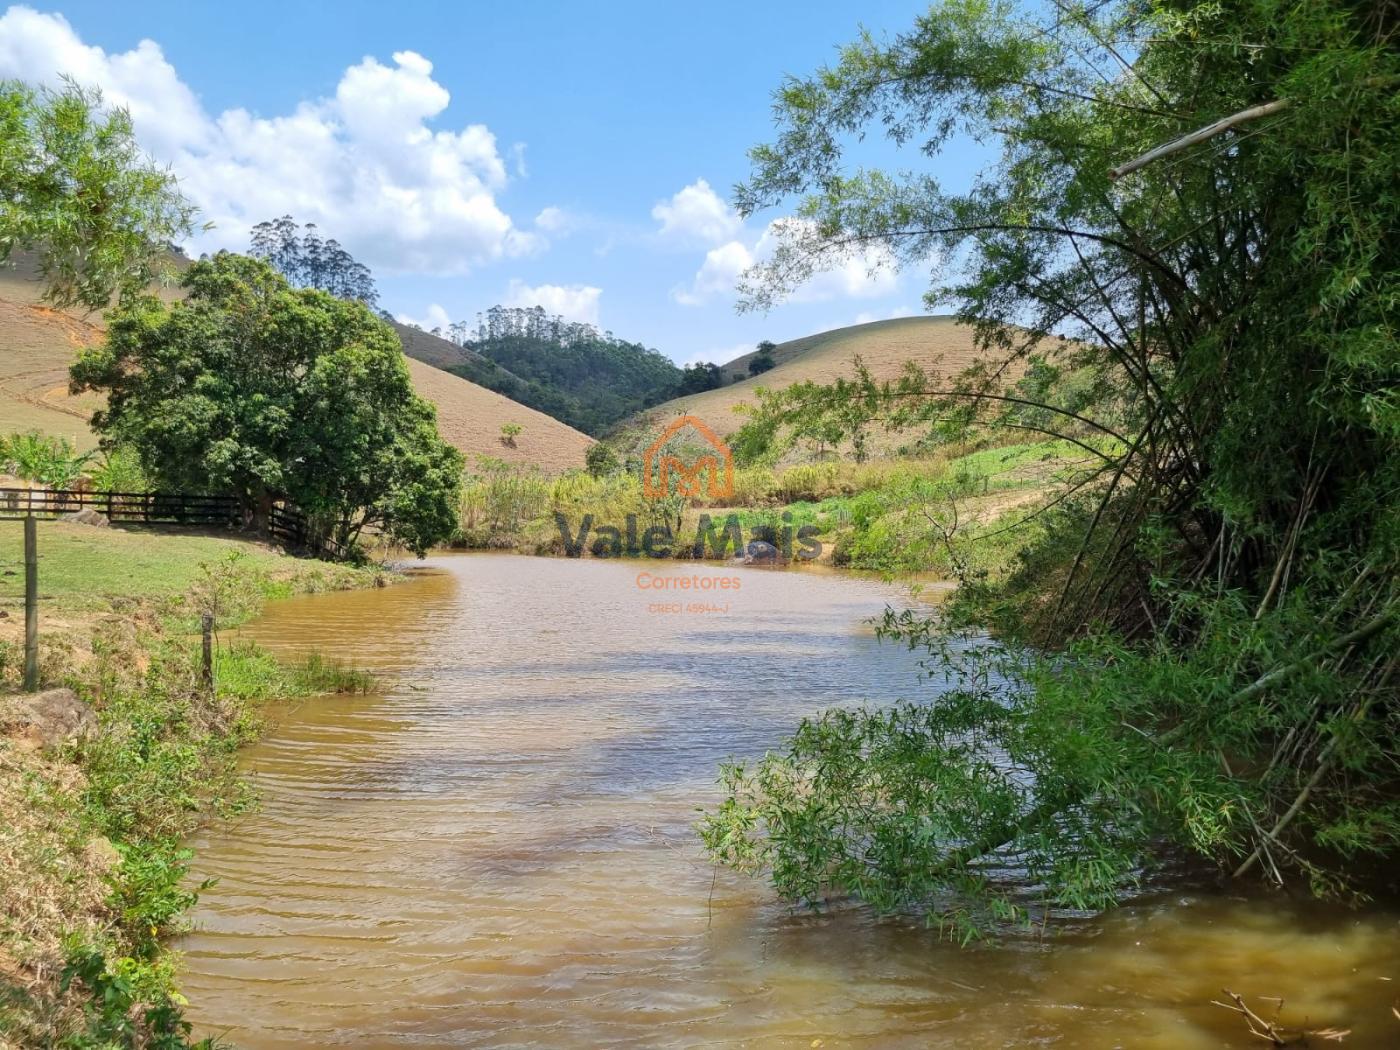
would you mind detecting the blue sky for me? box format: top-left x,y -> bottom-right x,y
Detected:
0,2 -> 982,365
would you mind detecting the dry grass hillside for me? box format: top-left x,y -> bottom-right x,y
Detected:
0,260 -> 592,472
635,315 -> 1025,439
391,318 -> 470,370
404,356 -> 592,471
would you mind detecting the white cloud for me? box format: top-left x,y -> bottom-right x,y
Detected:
503,279 -> 601,326
0,6 -> 538,276
533,206 -> 573,234
672,218 -> 899,307
652,178 -> 741,247
671,239 -> 753,305
395,303 -> 453,332
753,218 -> 899,303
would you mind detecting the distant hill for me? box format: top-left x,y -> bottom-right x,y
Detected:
392,318 -> 473,371
411,306 -> 683,437
0,260 -> 592,472
630,315 -> 1022,439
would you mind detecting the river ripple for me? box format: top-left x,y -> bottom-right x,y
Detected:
179,554 -> 1400,1048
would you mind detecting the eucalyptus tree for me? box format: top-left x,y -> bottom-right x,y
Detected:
249,215 -> 378,307
702,0 -> 1399,931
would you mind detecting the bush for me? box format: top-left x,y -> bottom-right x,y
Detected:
0,430 -> 93,487
85,446 -> 149,492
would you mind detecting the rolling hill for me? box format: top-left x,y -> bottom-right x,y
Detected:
632,315 -> 1025,439
0,260 -> 592,472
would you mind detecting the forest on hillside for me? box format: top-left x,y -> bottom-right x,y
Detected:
434,306 -> 683,435
246,219 -> 743,436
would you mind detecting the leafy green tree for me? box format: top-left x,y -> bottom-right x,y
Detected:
678,362 -> 724,395
703,0 -> 1400,926
70,253 -> 462,556
584,441 -> 620,478
748,340 -> 777,376
0,78 -> 195,310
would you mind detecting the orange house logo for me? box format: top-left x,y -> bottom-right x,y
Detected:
643,415 -> 734,501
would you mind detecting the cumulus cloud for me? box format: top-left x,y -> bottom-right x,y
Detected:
395,303 -> 453,332
751,218 -> 899,304
0,6 -> 538,275
503,279 -> 601,326
652,178 -> 741,247
671,240 -> 752,306
533,206 -> 574,234
673,218 -> 899,306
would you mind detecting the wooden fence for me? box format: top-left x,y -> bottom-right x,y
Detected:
0,487 -> 349,559
268,502 -> 350,561
0,487 -> 239,526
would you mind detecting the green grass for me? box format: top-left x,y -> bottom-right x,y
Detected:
945,438 -> 1121,491
0,523 -> 380,1047
453,438 -> 1103,573
0,521 -> 372,617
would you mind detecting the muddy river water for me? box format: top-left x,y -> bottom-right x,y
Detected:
179,554 -> 1399,1048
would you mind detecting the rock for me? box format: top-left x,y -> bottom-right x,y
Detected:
741,540 -> 780,564
84,835 -> 123,872
0,688 -> 97,749
60,508 -> 109,528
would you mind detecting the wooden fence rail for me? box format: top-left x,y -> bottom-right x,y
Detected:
0,488 -> 348,559
0,487 -> 239,525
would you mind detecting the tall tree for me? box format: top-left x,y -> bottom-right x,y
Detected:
703,0 -> 1400,927
0,78 -> 194,309
249,215 -> 378,308
678,361 -> 724,394
71,253 -> 460,556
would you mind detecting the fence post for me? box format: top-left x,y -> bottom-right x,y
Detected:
200,611 -> 214,692
23,514 -> 39,692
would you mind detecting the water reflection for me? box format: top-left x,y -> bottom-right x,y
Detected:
179,554 -> 1400,1048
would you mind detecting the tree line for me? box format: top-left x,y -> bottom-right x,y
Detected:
249,215 -> 378,308
410,305 -> 779,436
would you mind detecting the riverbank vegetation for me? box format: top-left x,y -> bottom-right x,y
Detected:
699,0 -> 1400,933
1,75 -> 407,1043
1,524 -> 380,1046
453,431 -> 1094,577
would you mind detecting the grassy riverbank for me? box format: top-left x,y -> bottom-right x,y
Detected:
455,437 -> 1101,580
0,524 -> 383,1046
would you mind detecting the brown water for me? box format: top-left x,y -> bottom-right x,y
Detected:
180,554 -> 1400,1048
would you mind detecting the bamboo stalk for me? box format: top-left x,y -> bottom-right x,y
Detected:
1108,99 -> 1291,180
